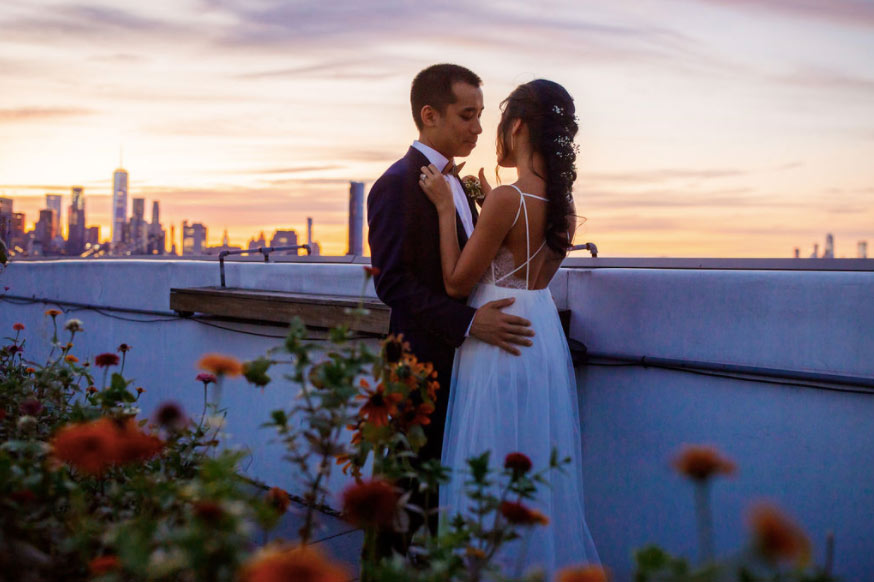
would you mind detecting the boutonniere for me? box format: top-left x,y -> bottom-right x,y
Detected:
461,175 -> 484,205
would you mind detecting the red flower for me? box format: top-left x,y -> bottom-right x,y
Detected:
499,501 -> 548,526
117,343 -> 131,353
89,555 -> 121,575
341,479 -> 399,528
266,486 -> 291,514
673,445 -> 736,481
86,386 -> 98,394
193,501 -> 225,524
504,452 -> 533,475
9,489 -> 37,504
198,353 -> 243,377
363,266 -> 381,278
12,323 -> 24,331
95,352 -> 120,368
19,398 -> 44,416
154,401 -> 187,432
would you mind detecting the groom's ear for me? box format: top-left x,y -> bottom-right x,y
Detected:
420,104 -> 440,128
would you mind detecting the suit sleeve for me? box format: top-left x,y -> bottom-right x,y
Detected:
367,173 -> 476,348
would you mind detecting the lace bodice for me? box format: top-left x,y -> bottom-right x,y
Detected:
480,185 -> 549,290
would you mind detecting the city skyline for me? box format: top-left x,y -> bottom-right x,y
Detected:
1,0 -> 873,257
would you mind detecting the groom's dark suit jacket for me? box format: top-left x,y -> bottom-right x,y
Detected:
367,146 -> 478,463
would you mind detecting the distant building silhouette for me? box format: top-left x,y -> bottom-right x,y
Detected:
35,209 -> 57,254
182,220 -> 207,255
45,194 -> 62,244
823,233 -> 835,259
85,226 -> 100,246
66,187 -> 86,255
347,181 -> 364,256
270,230 -> 298,254
0,197 -> 12,246
306,216 -> 320,255
859,241 -> 868,259
130,197 -> 148,254
112,167 -> 129,252
248,231 -> 267,250
148,201 -> 165,254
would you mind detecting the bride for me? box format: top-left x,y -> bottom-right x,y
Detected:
418,79 -> 599,574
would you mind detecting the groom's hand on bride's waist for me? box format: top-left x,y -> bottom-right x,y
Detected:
469,298 -> 534,356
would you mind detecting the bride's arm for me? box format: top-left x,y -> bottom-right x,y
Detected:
420,164 -> 518,298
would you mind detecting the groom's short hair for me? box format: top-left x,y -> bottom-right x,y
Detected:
411,64 -> 482,131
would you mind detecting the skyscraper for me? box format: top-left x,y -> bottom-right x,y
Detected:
859,241 -> 868,259
148,201 -> 164,254
0,197 -> 12,245
347,181 -> 364,256
130,197 -> 148,254
45,194 -> 62,237
66,186 -> 86,255
112,167 -> 129,251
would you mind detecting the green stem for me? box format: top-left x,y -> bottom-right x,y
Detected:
694,481 -> 715,564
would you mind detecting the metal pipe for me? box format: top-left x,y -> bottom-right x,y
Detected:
583,351 -> 874,391
217,244 -> 311,287
571,242 -> 598,257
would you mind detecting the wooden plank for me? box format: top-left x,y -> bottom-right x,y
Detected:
170,287 -> 390,335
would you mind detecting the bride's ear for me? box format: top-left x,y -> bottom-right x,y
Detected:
511,118 -> 523,135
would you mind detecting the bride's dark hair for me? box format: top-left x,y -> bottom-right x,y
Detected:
497,79 -> 579,256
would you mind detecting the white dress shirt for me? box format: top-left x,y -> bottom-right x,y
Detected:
412,140 -> 474,238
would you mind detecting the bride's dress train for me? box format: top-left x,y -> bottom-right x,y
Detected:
440,186 -> 599,576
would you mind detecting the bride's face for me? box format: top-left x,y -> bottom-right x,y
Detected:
496,117 -> 522,168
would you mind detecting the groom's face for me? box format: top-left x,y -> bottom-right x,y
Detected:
432,82 -> 483,158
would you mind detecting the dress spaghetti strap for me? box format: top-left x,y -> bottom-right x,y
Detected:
496,185 -> 549,289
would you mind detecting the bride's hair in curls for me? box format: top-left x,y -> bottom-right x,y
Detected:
496,79 -> 579,256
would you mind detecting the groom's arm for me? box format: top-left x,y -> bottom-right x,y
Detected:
367,174 -> 476,348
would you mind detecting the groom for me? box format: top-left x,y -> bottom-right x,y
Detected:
367,63 -> 534,531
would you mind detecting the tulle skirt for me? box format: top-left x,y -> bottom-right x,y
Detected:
440,283 -> 600,576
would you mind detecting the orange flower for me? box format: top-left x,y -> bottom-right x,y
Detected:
266,486 -> 291,514
51,418 -> 163,475
136,387 -> 144,394
88,555 -> 121,575
25,367 -> 36,374
341,479 -> 398,528
86,386 -> 98,394
51,418 -> 121,475
65,354 -> 78,363
198,353 -> 243,377
499,501 -> 548,526
44,309 -> 62,317
358,384 -> 403,427
466,546 -> 487,560
114,418 -> 164,463
362,265 -> 381,278
748,502 -> 811,566
241,544 -> 349,582
557,565 -> 609,582
672,445 -> 735,481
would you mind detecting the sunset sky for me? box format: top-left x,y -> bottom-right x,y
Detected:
1,0 -> 872,257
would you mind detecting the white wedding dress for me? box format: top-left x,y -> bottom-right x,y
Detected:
440,185 -> 599,576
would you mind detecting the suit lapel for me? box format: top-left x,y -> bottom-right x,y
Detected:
406,146 -> 473,248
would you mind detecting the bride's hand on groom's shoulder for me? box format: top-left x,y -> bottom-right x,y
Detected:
419,164 -> 454,211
